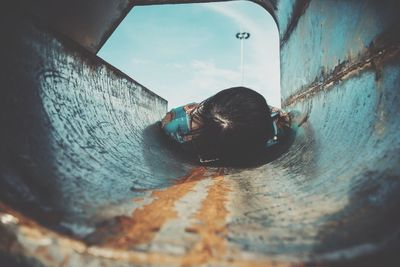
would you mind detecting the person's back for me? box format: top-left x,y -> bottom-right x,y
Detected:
161,87 -> 286,165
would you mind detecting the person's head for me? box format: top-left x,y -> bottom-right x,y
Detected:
190,87 -> 274,163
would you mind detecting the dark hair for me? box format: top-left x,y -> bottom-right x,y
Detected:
190,87 -> 273,163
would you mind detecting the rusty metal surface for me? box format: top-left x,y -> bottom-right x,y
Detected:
279,0 -> 400,100
1,0 -> 400,266
282,26 -> 400,107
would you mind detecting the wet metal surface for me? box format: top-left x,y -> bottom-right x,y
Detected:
1,0 -> 400,266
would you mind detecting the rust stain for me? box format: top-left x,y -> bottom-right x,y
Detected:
177,169 -> 296,267
85,245 -> 297,267
88,169 -> 298,266
86,167 -> 207,249
0,200 -> 301,266
283,26 -> 400,107
181,169 -> 229,266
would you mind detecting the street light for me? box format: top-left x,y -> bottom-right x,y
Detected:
236,32 -> 250,85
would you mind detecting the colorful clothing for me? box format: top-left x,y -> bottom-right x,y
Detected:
161,103 -> 291,161
161,103 -> 197,144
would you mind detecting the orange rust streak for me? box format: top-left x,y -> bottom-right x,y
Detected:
176,171 -> 298,267
181,169 -> 231,266
87,247 -> 297,267
1,196 -> 301,266
94,167 -> 207,249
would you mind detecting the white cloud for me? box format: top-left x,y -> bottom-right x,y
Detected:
199,2 -> 281,107
103,2 -> 281,109
152,57 -> 280,108
157,60 -> 242,108
190,60 -> 240,85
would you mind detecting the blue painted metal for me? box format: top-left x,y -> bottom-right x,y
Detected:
0,13 -> 195,235
0,0 -> 399,266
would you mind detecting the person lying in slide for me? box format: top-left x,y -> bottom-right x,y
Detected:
160,87 -> 291,165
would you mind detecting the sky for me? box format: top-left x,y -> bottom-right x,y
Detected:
98,1 -> 280,108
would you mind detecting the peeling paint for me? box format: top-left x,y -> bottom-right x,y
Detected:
283,27 -> 400,107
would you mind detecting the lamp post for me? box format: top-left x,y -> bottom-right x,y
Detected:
236,32 -> 250,85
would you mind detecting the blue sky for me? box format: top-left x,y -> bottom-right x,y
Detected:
98,1 -> 280,108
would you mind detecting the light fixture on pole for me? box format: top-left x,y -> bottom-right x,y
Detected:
236,32 -> 250,85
